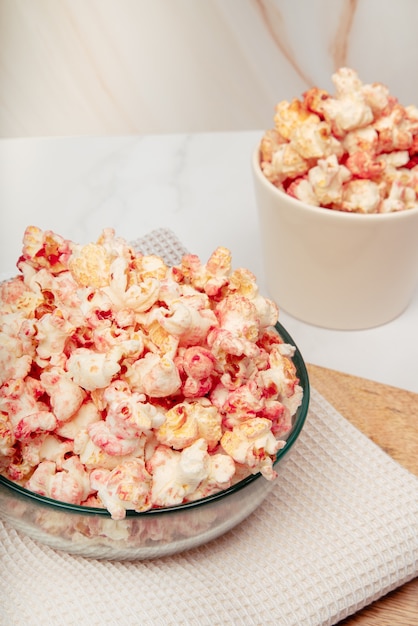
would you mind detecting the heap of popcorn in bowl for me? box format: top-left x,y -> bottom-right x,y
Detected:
0,226 -> 304,521
259,67 -> 418,213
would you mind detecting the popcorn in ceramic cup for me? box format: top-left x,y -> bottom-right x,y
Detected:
253,68 -> 418,329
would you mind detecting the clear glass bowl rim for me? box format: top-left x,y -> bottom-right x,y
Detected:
0,321 -> 310,518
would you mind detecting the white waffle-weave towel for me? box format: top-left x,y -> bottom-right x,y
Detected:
0,229 -> 417,626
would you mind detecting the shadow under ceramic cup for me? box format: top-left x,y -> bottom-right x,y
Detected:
252,146 -> 418,330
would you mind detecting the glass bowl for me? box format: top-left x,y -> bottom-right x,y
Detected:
0,321 -> 310,560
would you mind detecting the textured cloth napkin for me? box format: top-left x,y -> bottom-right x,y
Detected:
0,229 -> 417,626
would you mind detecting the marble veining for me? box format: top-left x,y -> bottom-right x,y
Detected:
1,0 -> 418,137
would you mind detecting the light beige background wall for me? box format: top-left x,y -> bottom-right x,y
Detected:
1,0 -> 418,137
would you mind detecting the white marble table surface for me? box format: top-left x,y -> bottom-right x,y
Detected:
1,131 -> 417,394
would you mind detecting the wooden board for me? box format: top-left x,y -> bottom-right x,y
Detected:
307,364 -> 418,626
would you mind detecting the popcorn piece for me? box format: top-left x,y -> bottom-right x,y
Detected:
125,352 -> 181,398
188,451 -> 236,500
90,459 -> 152,519
308,155 -> 351,206
181,247 -> 232,297
0,414 -> 14,458
263,143 -> 310,185
259,129 -> 286,163
67,347 -> 122,391
0,377 -> 53,433
175,346 -> 216,399
322,68 -> 374,137
26,456 -> 92,505
380,179 -> 418,213
287,177 -> 319,206
55,401 -> 101,439
0,325 -> 33,385
290,121 -> 343,160
0,227 -> 304,519
260,67 -> 418,213
149,438 -> 230,507
69,242 -> 114,288
35,311 -> 75,362
88,420 -> 144,457
221,418 -> 285,480
40,367 -> 86,422
342,127 -> 379,154
103,380 -> 165,438
20,226 -> 73,274
345,151 -> 385,179
341,179 -> 382,213
74,429 -> 145,471
155,296 -> 218,347
103,257 -> 160,313
374,104 -> 416,153
274,99 -> 320,140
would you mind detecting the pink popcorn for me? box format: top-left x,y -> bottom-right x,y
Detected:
103,380 -> 165,437
215,380 -> 264,426
153,296 -> 218,348
341,179 -> 382,213
0,377 -> 51,431
0,329 -> 33,385
55,401 -> 101,439
34,312 -> 75,362
148,438 -> 234,508
322,68 -> 374,137
148,442 -> 207,507
20,226 -> 74,274
26,456 -> 92,505
87,420 -> 142,457
274,98 -> 320,140
342,126 -> 379,155
219,354 -> 258,391
380,179 -> 417,213
67,347 -> 122,391
187,451 -> 236,501
259,128 -> 286,163
362,81 -> 391,115
103,258 -> 161,313
14,410 -> 57,442
216,295 -> 261,340
0,227 -> 304,518
260,67 -> 418,213
33,434 -> 73,469
262,143 -> 310,185
307,154 -> 351,206
90,459 -> 152,519
345,151 -> 386,179
40,367 -> 86,422
374,104 -> 416,153
175,346 -> 216,399
287,177 -> 319,206
0,414 -> 14,458
74,429 -> 145,471
290,121 -> 343,160
221,418 -> 285,480
126,352 -> 181,398
180,247 -> 232,297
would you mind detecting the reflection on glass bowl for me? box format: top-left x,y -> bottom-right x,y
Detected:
0,322 -> 310,561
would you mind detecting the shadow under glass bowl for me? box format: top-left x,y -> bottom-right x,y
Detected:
0,321 -> 310,560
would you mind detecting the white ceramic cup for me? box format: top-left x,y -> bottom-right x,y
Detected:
252,146 -> 418,330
